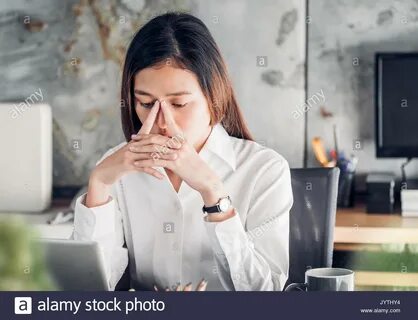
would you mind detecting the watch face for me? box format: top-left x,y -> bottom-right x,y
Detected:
219,197 -> 231,212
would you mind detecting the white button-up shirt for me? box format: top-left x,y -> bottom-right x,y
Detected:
72,123 -> 293,291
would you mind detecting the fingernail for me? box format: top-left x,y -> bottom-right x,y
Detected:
196,278 -> 205,289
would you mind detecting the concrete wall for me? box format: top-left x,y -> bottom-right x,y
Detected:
308,0 -> 418,179
0,0 -> 306,187
195,0 -> 306,168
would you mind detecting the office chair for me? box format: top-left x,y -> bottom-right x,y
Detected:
285,168 -> 340,288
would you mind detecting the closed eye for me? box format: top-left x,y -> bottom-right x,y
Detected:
137,100 -> 188,109
172,103 -> 188,108
139,102 -> 155,109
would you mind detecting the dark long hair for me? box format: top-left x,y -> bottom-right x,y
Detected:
120,12 -> 253,141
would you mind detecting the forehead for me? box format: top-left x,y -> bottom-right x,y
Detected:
134,64 -> 201,94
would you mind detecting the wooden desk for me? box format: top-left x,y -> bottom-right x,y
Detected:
355,271 -> 418,288
335,205 -> 418,244
334,205 -> 418,289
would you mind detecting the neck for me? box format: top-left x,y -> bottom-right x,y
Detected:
194,125 -> 213,153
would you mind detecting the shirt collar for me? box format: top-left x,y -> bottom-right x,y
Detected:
201,123 -> 236,171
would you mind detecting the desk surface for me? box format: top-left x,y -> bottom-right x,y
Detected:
335,205 -> 418,244
0,203 -> 73,240
5,201 -> 418,243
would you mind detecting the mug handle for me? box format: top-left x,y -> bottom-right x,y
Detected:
284,282 -> 307,292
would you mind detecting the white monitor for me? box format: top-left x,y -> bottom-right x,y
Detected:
0,103 -> 52,212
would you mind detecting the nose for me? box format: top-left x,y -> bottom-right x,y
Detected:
156,101 -> 168,134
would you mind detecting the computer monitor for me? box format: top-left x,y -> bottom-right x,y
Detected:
0,103 -> 52,211
375,53 -> 418,158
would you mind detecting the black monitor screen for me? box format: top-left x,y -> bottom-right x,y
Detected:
376,53 -> 418,157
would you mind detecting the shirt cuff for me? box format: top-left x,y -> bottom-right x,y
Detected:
73,192 -> 116,240
204,209 -> 251,257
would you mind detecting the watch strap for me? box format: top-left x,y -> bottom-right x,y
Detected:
202,196 -> 231,214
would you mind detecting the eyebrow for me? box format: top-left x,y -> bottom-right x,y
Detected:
134,89 -> 192,97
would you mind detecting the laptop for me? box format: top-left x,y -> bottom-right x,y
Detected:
36,239 -> 110,291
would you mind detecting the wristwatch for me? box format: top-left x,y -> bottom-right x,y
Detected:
202,196 -> 232,214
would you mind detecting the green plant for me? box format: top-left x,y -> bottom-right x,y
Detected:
0,216 -> 56,290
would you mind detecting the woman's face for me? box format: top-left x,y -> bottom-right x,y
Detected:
134,63 -> 212,150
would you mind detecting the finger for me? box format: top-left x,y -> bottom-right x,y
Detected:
200,281 -> 208,291
154,285 -> 159,291
138,100 -> 160,135
183,282 -> 192,291
131,134 -> 183,149
196,279 -> 208,291
130,133 -> 169,143
176,283 -> 182,291
160,100 -> 184,138
155,153 -> 177,160
130,151 -> 177,161
129,142 -> 178,153
133,159 -> 173,169
136,167 -> 164,180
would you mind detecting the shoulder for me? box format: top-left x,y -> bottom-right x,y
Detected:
230,136 -> 290,174
229,137 -> 293,207
95,141 -> 128,166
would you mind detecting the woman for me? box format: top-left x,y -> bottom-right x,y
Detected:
73,12 -> 293,291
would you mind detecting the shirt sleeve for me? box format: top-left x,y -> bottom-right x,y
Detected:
70,186 -> 128,291
204,156 -> 293,291
69,147 -> 129,291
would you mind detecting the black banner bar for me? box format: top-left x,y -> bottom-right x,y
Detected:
1,291 -> 416,319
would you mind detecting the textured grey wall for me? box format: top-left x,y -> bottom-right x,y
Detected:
308,0 -> 418,178
195,0 -> 306,168
0,0 -> 306,187
1,0 -> 194,186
